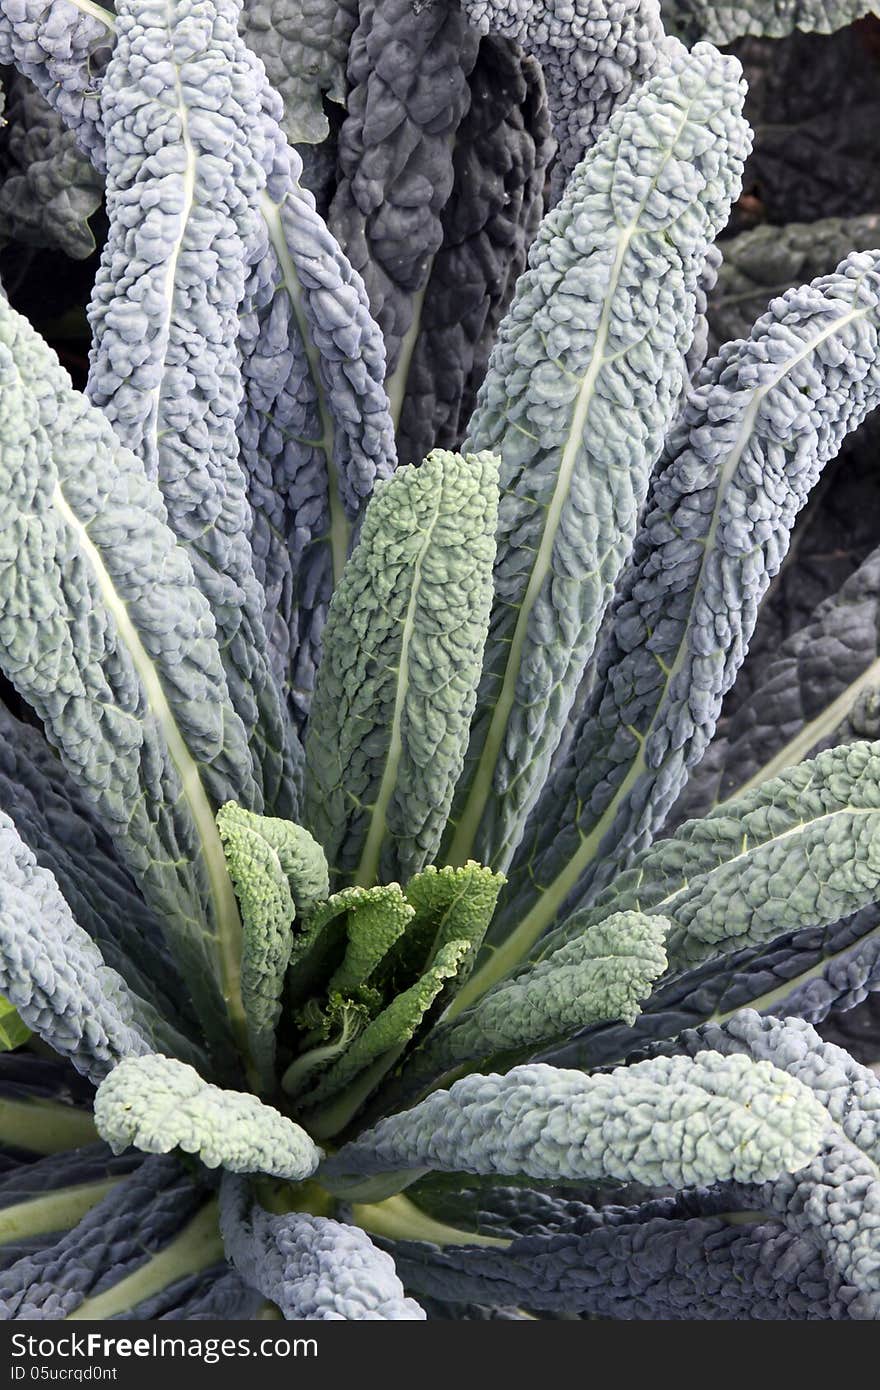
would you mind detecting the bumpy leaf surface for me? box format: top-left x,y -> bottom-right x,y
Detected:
243,133 -> 397,731
494,249 -> 880,967
322,1053 -> 827,1195
546,742 -> 880,977
94,1055 -> 322,1182
404,912 -> 668,1087
328,0 -> 480,378
0,292 -> 258,1056
220,1174 -> 425,1318
663,0 -> 879,43
0,1155 -> 219,1319
394,34 -> 553,467
709,215 -> 880,353
305,449 -> 499,887
238,0 -> 357,143
391,1201 -> 842,1317
671,1012 -> 880,1311
463,0 -> 666,195
217,804 -> 328,1087
546,905 -> 880,1072
86,0 -> 291,815
0,700 -> 186,1024
443,43 -> 749,875
0,69 -> 102,257
0,0 -> 112,170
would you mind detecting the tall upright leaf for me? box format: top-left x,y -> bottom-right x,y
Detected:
395,33 -> 554,468
85,0 -> 292,814
442,44 -> 750,875
328,0 -> 480,390
305,450 -> 499,888
486,249 -> 880,985
0,294 -> 251,1063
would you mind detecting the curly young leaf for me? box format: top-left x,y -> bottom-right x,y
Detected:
405,912 -> 668,1089
443,43 -> 750,875
0,295 -> 256,1060
284,884 -> 415,1016
299,940 -> 470,1129
490,249 -> 880,982
305,449 -> 500,888
86,0 -> 294,816
396,862 -> 506,995
220,1174 -> 425,1319
94,1055 -> 322,1182
216,803 -> 328,1089
321,1052 -> 828,1199
326,888 -> 415,999
238,0 -> 357,144
0,0 -> 113,171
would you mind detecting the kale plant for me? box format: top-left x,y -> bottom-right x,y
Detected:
0,0 -> 878,1322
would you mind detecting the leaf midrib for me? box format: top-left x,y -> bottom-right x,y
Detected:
353,480 -> 444,887
461,295 -> 871,1003
444,81 -> 706,871
53,483 -> 248,1059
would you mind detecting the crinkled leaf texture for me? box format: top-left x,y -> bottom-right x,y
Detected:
663,0 -> 879,43
86,0 -> 294,818
709,214 -> 880,354
398,911 -> 669,1096
389,1195 -> 844,1318
665,1012 -> 880,1315
328,0 -> 480,379
394,32 -> 554,468
462,0 -> 667,196
443,41 -> 750,876
305,449 -> 500,887
0,1128 -> 245,1320
0,698 -> 186,1027
238,0 -> 357,144
0,288 -> 253,1057
94,1055 -> 322,1182
0,812 -> 194,1085
217,803 -> 329,1089
0,68 -> 102,257
545,904 -> 880,1074
539,740 -> 880,981
491,248 -> 880,972
0,0 -> 112,171
321,1052 -> 828,1200
220,1175 -> 425,1319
